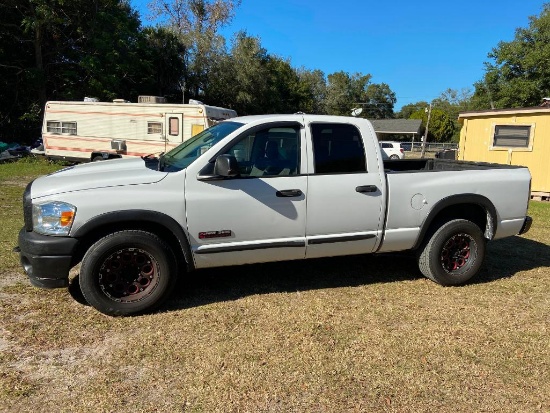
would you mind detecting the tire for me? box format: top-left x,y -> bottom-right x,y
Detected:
79,230 -> 177,316
417,219 -> 486,286
92,155 -> 104,162
390,154 -> 400,160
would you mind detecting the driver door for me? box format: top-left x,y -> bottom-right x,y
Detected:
184,121 -> 308,269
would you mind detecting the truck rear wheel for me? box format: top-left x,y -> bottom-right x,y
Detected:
79,230 -> 177,316
418,219 -> 486,286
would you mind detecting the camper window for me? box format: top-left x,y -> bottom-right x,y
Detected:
47,121 -> 77,135
169,117 -> 179,136
147,122 -> 163,134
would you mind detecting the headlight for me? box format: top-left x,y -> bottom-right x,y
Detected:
32,201 -> 76,236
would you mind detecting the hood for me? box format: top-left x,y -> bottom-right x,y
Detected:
31,158 -> 168,199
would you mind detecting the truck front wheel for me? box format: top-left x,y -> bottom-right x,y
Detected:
418,219 -> 486,286
79,230 -> 177,316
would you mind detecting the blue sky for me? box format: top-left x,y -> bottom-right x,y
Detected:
131,0 -> 546,110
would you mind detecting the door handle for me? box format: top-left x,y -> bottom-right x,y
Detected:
355,185 -> 378,193
276,189 -> 303,197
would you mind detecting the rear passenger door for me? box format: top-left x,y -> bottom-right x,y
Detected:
304,121 -> 385,259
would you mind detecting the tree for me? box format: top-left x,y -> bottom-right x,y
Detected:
362,83 -> 396,119
149,0 -> 241,100
204,31 -> 269,114
324,71 -> 371,116
295,68 -> 327,114
205,32 -> 323,115
410,107 -> 455,142
471,3 -> 550,109
265,56 -> 303,113
0,0 -> 155,142
433,88 -> 473,141
138,27 -> 186,99
396,101 -> 429,119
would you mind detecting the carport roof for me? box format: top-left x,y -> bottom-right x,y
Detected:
368,119 -> 422,134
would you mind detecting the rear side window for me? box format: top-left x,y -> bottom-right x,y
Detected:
311,123 -> 366,174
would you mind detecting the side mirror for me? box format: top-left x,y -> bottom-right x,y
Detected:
213,154 -> 240,178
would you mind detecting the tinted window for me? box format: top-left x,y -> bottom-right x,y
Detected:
311,123 -> 366,174
223,125 -> 300,177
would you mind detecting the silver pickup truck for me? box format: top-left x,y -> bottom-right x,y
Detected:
16,114 -> 533,315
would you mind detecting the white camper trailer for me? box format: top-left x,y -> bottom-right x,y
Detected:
42,98 -> 237,162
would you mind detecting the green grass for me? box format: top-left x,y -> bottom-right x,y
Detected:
0,156 -> 66,181
1,158 -> 549,412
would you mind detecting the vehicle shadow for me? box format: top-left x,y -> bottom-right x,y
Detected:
165,252 -> 421,312
67,236 -> 550,312
475,235 -> 550,283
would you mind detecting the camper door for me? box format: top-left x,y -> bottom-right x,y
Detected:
165,114 -> 184,144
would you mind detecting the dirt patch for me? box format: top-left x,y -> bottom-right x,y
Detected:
0,271 -> 25,289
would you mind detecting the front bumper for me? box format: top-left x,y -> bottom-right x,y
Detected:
16,228 -> 79,288
519,216 -> 533,235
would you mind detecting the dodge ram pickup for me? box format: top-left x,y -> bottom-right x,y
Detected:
16,114 -> 533,315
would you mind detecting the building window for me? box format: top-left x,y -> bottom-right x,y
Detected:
47,121 -> 77,135
147,122 -> 163,134
493,125 -> 531,148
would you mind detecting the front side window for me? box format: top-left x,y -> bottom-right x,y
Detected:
492,125 -> 531,148
161,121 -> 243,172
222,125 -> 301,177
311,123 -> 366,174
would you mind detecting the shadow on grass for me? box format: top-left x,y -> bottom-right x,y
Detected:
67,235 -> 550,312
166,235 -> 550,311
477,235 -> 550,283
165,252 -> 422,311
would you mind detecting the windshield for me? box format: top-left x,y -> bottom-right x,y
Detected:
161,121 -> 244,172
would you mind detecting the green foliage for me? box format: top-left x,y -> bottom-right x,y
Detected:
0,0 -> 188,143
295,69 -> 327,114
410,108 -> 455,142
471,3 -> 550,109
362,83 -> 396,119
325,72 -> 374,116
203,32 -> 394,117
397,101 -> 429,119
149,0 -> 242,100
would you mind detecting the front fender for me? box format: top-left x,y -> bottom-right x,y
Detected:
71,210 -> 194,271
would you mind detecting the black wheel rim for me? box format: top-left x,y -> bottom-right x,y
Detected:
98,247 -> 160,303
440,233 -> 475,273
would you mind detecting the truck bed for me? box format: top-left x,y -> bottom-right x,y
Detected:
383,158 -> 525,173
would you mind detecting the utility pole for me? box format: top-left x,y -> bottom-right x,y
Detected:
420,103 -> 432,158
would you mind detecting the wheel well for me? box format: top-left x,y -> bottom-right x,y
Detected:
415,203 -> 491,250
72,221 -> 191,274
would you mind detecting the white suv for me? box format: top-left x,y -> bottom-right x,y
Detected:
379,141 -> 405,159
